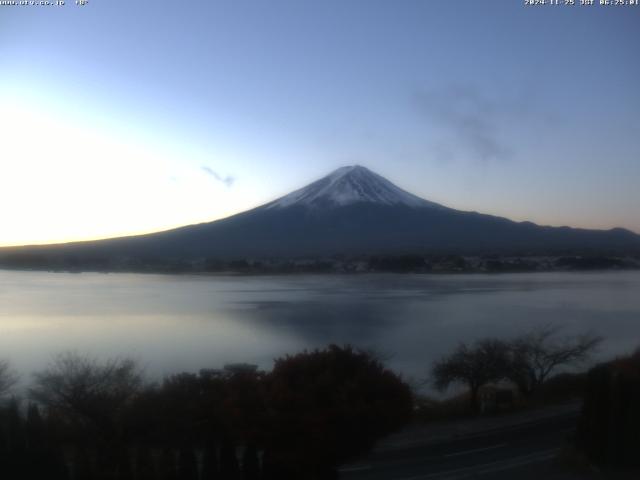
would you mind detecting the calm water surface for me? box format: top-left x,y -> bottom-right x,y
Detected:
1,270 -> 639,383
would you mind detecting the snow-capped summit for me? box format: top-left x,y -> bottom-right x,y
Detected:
266,165 -> 444,210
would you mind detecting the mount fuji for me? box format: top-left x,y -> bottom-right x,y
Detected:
1,165 -> 639,268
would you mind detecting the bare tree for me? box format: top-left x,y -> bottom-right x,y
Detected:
507,325 -> 602,397
30,352 -> 144,435
431,339 -> 510,412
0,359 -> 18,398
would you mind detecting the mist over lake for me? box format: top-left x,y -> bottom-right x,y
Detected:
1,269 -> 639,385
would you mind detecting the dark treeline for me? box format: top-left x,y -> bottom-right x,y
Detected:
0,346 -> 412,480
1,336 -> 638,478
1,251 -> 639,274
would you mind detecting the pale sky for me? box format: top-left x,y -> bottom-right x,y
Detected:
1,0 -> 639,246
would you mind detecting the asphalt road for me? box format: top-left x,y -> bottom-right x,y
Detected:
339,413 -> 579,480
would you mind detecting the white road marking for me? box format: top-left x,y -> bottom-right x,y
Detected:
399,448 -> 559,480
339,464 -> 373,472
443,443 -> 507,458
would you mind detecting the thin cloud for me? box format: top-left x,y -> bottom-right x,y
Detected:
414,85 -> 514,164
201,166 -> 235,187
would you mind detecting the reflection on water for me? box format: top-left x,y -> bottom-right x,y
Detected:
0,270 -> 639,383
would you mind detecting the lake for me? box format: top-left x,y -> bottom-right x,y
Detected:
1,270 -> 639,388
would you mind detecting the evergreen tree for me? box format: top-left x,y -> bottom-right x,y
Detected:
219,440 -> 240,480
241,444 -> 260,480
177,446 -> 198,480
135,444 -> 156,480
74,446 -> 94,480
115,447 -> 134,480
26,403 -> 45,452
5,399 -> 26,479
158,448 -> 178,480
201,443 -> 219,480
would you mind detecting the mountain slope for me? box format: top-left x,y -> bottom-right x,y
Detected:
1,165 -> 639,267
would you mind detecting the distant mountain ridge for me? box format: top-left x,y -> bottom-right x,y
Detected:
1,165 -> 639,269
